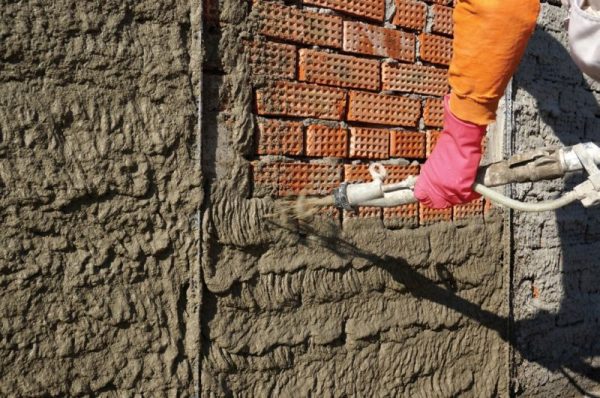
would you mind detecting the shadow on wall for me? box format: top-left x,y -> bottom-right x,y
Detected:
512,27 -> 600,395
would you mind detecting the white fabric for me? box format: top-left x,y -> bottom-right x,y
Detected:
564,0 -> 600,81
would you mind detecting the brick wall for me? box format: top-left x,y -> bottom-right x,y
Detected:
247,0 -> 487,227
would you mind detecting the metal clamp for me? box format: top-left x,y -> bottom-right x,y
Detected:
333,182 -> 354,211
573,144 -> 600,207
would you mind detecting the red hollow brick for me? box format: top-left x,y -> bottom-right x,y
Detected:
303,0 -> 385,21
344,164 -> 371,183
306,125 -> 348,158
382,62 -> 448,96
390,131 -> 426,159
383,204 -> 418,228
419,204 -> 452,225
256,81 -> 347,120
348,91 -> 421,127
385,164 -> 420,182
255,1 -> 342,48
393,0 -> 427,31
343,21 -> 415,62
299,49 -> 380,91
257,119 -> 304,156
424,97 -> 444,127
279,163 -> 342,196
344,207 -> 382,221
247,40 -> 297,80
426,130 -> 442,157
349,127 -> 390,159
432,4 -> 454,36
453,198 -> 484,220
251,161 -> 280,197
420,33 -> 453,65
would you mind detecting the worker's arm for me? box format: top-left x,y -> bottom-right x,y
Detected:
449,0 -> 541,125
415,0 -> 541,208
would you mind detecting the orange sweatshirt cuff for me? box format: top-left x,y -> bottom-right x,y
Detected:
449,92 -> 499,126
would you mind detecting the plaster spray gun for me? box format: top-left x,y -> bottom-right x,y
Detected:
291,143 -> 600,214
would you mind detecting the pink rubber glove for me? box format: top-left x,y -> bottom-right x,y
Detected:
414,95 -> 487,209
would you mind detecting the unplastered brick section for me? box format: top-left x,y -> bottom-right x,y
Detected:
382,62 -> 448,96
299,49 -> 380,91
255,1 -> 342,48
246,0 -> 484,226
393,0 -> 427,31
303,0 -> 385,21
343,21 -> 415,61
256,81 -> 346,120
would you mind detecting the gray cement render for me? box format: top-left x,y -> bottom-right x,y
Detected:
511,2 -> 600,396
0,1 -> 202,395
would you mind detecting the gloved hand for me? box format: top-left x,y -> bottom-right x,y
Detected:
414,95 -> 487,209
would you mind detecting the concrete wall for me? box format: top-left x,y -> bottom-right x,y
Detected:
4,0 -> 600,396
511,1 -> 600,396
0,1 -> 201,395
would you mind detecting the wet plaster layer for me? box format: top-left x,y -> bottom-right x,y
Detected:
511,2 -> 600,396
201,0 -> 509,395
0,1 -> 201,396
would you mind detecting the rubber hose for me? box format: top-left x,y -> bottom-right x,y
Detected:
474,183 -> 579,212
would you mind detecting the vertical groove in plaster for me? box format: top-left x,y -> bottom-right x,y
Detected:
503,79 -> 516,397
193,0 -> 203,395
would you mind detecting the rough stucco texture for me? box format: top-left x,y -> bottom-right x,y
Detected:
0,1 -> 201,396
511,2 -> 600,396
201,0 -> 508,396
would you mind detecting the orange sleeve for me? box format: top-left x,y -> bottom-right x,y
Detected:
449,0 -> 540,125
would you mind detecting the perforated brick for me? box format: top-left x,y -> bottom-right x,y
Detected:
306,125 -> 348,158
299,49 -> 380,91
419,204 -> 452,225
344,163 -> 371,183
385,164 -> 420,182
348,91 -> 421,126
256,81 -> 347,120
432,4 -> 454,36
349,127 -> 390,159
393,0 -> 427,31
426,130 -> 442,157
453,198 -> 484,220
382,63 -> 448,96
344,207 -> 382,222
257,119 -> 303,156
279,163 -> 342,196
247,40 -> 297,80
383,204 -> 418,228
315,205 -> 341,221
255,1 -> 342,48
251,161 -> 280,197
420,33 -> 453,65
303,0 -> 385,21
390,131 -> 426,159
343,21 -> 415,62
424,97 -> 444,127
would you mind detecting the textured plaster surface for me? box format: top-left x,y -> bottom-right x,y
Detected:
511,2 -> 600,396
0,1 -> 202,396
200,0 -> 508,396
